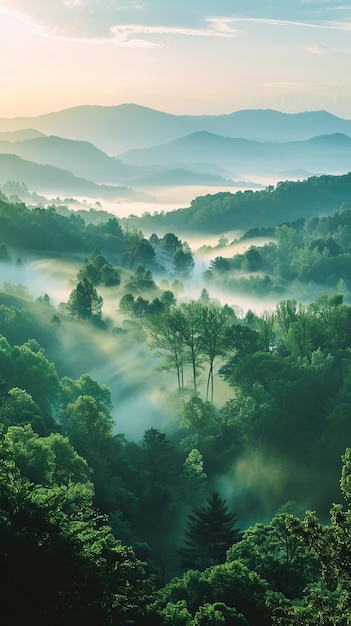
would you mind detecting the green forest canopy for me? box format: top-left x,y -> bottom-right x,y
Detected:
1,173 -> 351,624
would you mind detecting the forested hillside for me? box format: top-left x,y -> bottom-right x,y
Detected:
1,174 -> 351,625
128,172 -> 351,233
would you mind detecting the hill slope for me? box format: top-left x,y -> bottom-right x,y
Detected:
0,135 -> 135,184
0,154 -> 152,200
124,172 -> 351,234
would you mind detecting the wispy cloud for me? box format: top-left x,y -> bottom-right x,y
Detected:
0,3 -> 241,46
109,20 -> 239,47
228,14 -> 351,32
3,0 -> 351,41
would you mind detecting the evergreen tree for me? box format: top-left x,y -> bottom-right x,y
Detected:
141,427 -> 175,497
177,491 -> 241,570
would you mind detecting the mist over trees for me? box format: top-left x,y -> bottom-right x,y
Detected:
2,172 -> 351,624
126,172 -> 351,234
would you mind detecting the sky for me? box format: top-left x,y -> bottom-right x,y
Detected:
1,0 -> 351,119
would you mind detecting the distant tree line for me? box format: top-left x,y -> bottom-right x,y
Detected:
0,194 -> 194,277
124,172 -> 351,233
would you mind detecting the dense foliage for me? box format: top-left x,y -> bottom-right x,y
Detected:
125,172 -> 351,233
204,201 -> 351,300
1,176 -> 351,624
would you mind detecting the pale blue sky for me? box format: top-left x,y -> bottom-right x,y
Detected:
1,0 -> 350,118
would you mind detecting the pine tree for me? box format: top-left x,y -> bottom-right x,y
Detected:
177,491 -> 241,570
142,428 -> 175,497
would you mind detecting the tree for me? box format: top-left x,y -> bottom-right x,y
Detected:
77,260 -> 101,286
270,448 -> 351,624
160,289 -> 177,309
275,299 -> 299,343
209,256 -> 230,273
124,230 -> 155,268
161,232 -> 182,262
242,247 -> 263,272
227,513 -> 319,599
119,292 -> 135,317
59,373 -> 112,416
180,397 -> 217,445
286,306 -> 313,358
5,424 -> 91,486
62,395 -> 113,465
220,324 -> 262,381
141,427 -> 175,497
0,387 -> 45,434
173,247 -> 195,276
177,491 -> 241,570
77,247 -> 121,287
200,303 -> 232,403
0,427 -> 153,626
126,263 -> 156,292
155,558 -> 269,626
255,310 -> 276,353
183,448 -> 207,501
181,301 -> 203,395
100,263 -> 120,286
8,342 -> 59,415
66,276 -> 103,321
194,602 -> 248,625
135,238 -> 156,267
146,308 -> 187,393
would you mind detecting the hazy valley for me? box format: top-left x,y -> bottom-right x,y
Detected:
2,103 -> 351,625
0,104 -> 350,208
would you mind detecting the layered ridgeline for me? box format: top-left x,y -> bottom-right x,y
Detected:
0,154 -> 152,200
0,106 -> 350,200
1,105 -> 351,625
1,104 -> 351,152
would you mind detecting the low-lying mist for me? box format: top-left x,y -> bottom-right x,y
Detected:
58,322 -> 180,440
1,196 -> 340,534
0,255 -> 185,440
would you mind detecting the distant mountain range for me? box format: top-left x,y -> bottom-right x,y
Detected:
118,131 -> 351,178
1,104 -> 351,154
0,104 -> 350,203
0,134 -> 245,191
0,135 -> 135,184
0,154 -> 152,201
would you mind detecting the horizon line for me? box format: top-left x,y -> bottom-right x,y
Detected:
0,102 -> 348,121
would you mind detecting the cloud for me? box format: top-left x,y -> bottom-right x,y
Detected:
1,0 -> 351,41
228,14 -> 351,33
109,20 -> 239,47
0,1 -> 236,39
